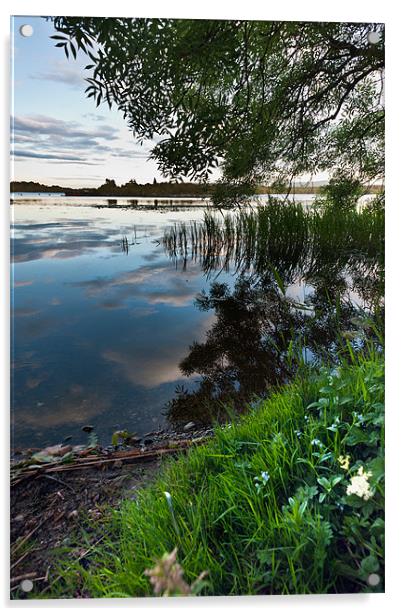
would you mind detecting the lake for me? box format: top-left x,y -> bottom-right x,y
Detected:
10,196 -> 382,449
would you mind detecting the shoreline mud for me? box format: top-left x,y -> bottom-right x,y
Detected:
10,425 -> 214,598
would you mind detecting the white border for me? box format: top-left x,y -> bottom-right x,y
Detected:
1,1 -> 400,613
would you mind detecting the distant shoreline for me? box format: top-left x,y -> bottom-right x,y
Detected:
10,180 -> 384,199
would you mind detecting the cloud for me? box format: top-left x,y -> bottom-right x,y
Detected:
12,114 -> 118,140
10,113 -> 152,169
50,175 -> 104,181
71,262 -> 201,309
14,307 -> 41,317
13,280 -> 33,288
30,63 -> 85,89
83,113 -> 106,122
10,113 -> 126,167
102,348 -> 186,388
72,264 -> 169,296
110,147 -> 150,159
16,390 -> 111,428
11,149 -> 85,161
100,313 -> 215,388
11,219 -> 131,263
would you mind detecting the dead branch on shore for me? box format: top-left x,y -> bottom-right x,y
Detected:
10,436 -> 208,488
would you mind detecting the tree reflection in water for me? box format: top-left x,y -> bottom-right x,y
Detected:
163,203 -> 384,425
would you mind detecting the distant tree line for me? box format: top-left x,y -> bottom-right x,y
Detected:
10,179 -> 210,197
10,179 -> 383,198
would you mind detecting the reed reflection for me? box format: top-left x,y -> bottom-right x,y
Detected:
163,203 -> 384,424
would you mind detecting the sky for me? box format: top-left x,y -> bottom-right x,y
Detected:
10,15 -> 328,190
11,16 -> 165,188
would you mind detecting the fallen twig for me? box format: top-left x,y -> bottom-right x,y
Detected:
10,546 -> 42,571
10,437 -> 209,486
11,515 -> 49,556
10,571 -> 38,584
10,572 -> 50,593
41,474 -> 77,494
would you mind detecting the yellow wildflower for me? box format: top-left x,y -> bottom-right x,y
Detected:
338,454 -> 351,471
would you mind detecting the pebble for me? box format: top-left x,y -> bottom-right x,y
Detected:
81,425 -> 94,433
127,436 -> 141,444
39,444 -> 72,457
183,421 -> 196,431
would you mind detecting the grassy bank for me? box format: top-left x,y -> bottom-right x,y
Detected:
46,347 -> 384,598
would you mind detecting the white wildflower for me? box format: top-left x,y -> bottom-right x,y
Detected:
164,491 -> 173,508
311,438 -> 323,448
346,466 -> 374,500
254,471 -> 270,493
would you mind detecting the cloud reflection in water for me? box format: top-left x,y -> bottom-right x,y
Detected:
11,204 -> 216,448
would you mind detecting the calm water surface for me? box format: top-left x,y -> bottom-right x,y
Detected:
11,197 -> 380,448
11,203 -> 228,448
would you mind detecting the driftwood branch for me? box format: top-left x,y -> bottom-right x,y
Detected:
11,437 -> 208,487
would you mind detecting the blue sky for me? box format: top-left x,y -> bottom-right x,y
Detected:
11,16 -> 164,187
10,15 -> 326,189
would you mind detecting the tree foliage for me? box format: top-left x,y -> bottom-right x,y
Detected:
51,18 -> 384,194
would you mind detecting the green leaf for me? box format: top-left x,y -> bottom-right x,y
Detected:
299,500 -> 308,516
111,432 -> 120,447
60,452 -> 74,464
339,396 -> 354,406
367,457 -> 384,482
360,554 -> 380,575
319,386 -> 334,394
370,518 -> 384,538
317,477 -> 331,490
318,452 -> 333,463
270,265 -> 285,295
31,453 -> 55,463
345,427 -> 369,446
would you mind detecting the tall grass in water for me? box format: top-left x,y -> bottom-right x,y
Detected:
163,201 -> 383,426
163,200 -> 384,286
45,347 -> 384,598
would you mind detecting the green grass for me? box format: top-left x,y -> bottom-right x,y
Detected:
46,348 -> 384,598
